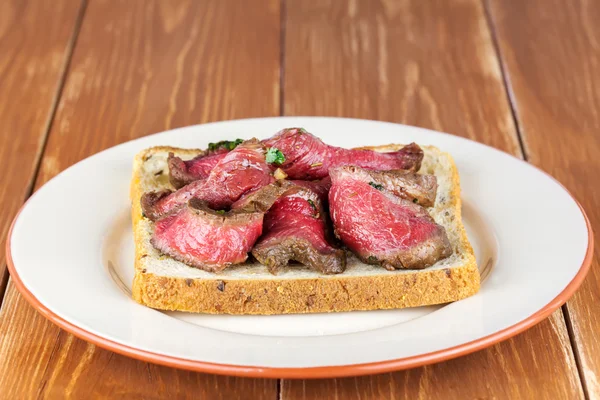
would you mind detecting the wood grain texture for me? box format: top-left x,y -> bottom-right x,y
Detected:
284,0 -> 519,152
487,0 -> 600,398
281,312 -> 577,400
0,0 -> 279,398
0,0 -> 83,295
282,0 -> 584,398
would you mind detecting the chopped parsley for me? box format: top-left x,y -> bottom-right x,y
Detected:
208,138 -> 243,152
266,147 -> 285,165
369,181 -> 384,190
298,127 -> 307,133
215,210 -> 226,215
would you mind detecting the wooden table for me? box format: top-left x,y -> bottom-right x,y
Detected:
0,0 -> 597,398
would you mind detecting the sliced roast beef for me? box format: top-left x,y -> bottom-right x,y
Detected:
291,176 -> 332,204
252,186 -> 346,275
168,151 -> 228,189
141,179 -> 204,221
168,139 -> 245,188
151,198 -> 264,272
333,166 -> 437,207
230,180 -> 297,212
141,139 -> 274,220
329,167 -> 452,270
262,128 -> 423,179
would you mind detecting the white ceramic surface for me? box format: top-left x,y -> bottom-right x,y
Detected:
8,117 -> 592,376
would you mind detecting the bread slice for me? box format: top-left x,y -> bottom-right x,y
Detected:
131,144 -> 479,315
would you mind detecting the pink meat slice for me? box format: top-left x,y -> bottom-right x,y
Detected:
229,177 -> 332,213
263,128 -> 423,180
168,150 -> 228,189
151,199 -> 264,272
291,176 -> 332,204
252,187 -> 346,274
332,165 -> 437,207
329,167 -> 452,270
141,139 -> 274,220
230,180 -> 297,212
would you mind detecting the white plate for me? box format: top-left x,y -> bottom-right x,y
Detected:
7,117 -> 593,378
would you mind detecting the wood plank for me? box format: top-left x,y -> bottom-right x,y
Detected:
282,0 -> 584,398
281,313 -> 577,400
0,0 -> 280,398
487,0 -> 600,397
0,0 -> 83,296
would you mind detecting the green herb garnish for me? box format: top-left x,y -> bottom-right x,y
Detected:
413,198 -> 419,203
208,138 -> 243,152
298,127 -> 307,133
369,182 -> 384,190
215,210 -> 226,215
367,256 -> 379,264
266,147 -> 286,165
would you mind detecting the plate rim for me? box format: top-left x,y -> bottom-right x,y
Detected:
5,119 -> 595,379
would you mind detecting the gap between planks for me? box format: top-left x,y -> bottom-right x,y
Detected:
277,0 -> 287,397
481,0 -> 527,161
481,0 -> 588,398
0,0 -> 89,312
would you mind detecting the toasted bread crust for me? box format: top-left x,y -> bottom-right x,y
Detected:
131,144 -> 479,315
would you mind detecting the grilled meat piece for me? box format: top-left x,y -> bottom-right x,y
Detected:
329,166 -> 452,270
262,128 -> 423,179
168,151 -> 228,189
252,186 -> 346,274
151,198 -> 264,272
141,139 -> 274,220
332,165 -> 437,207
